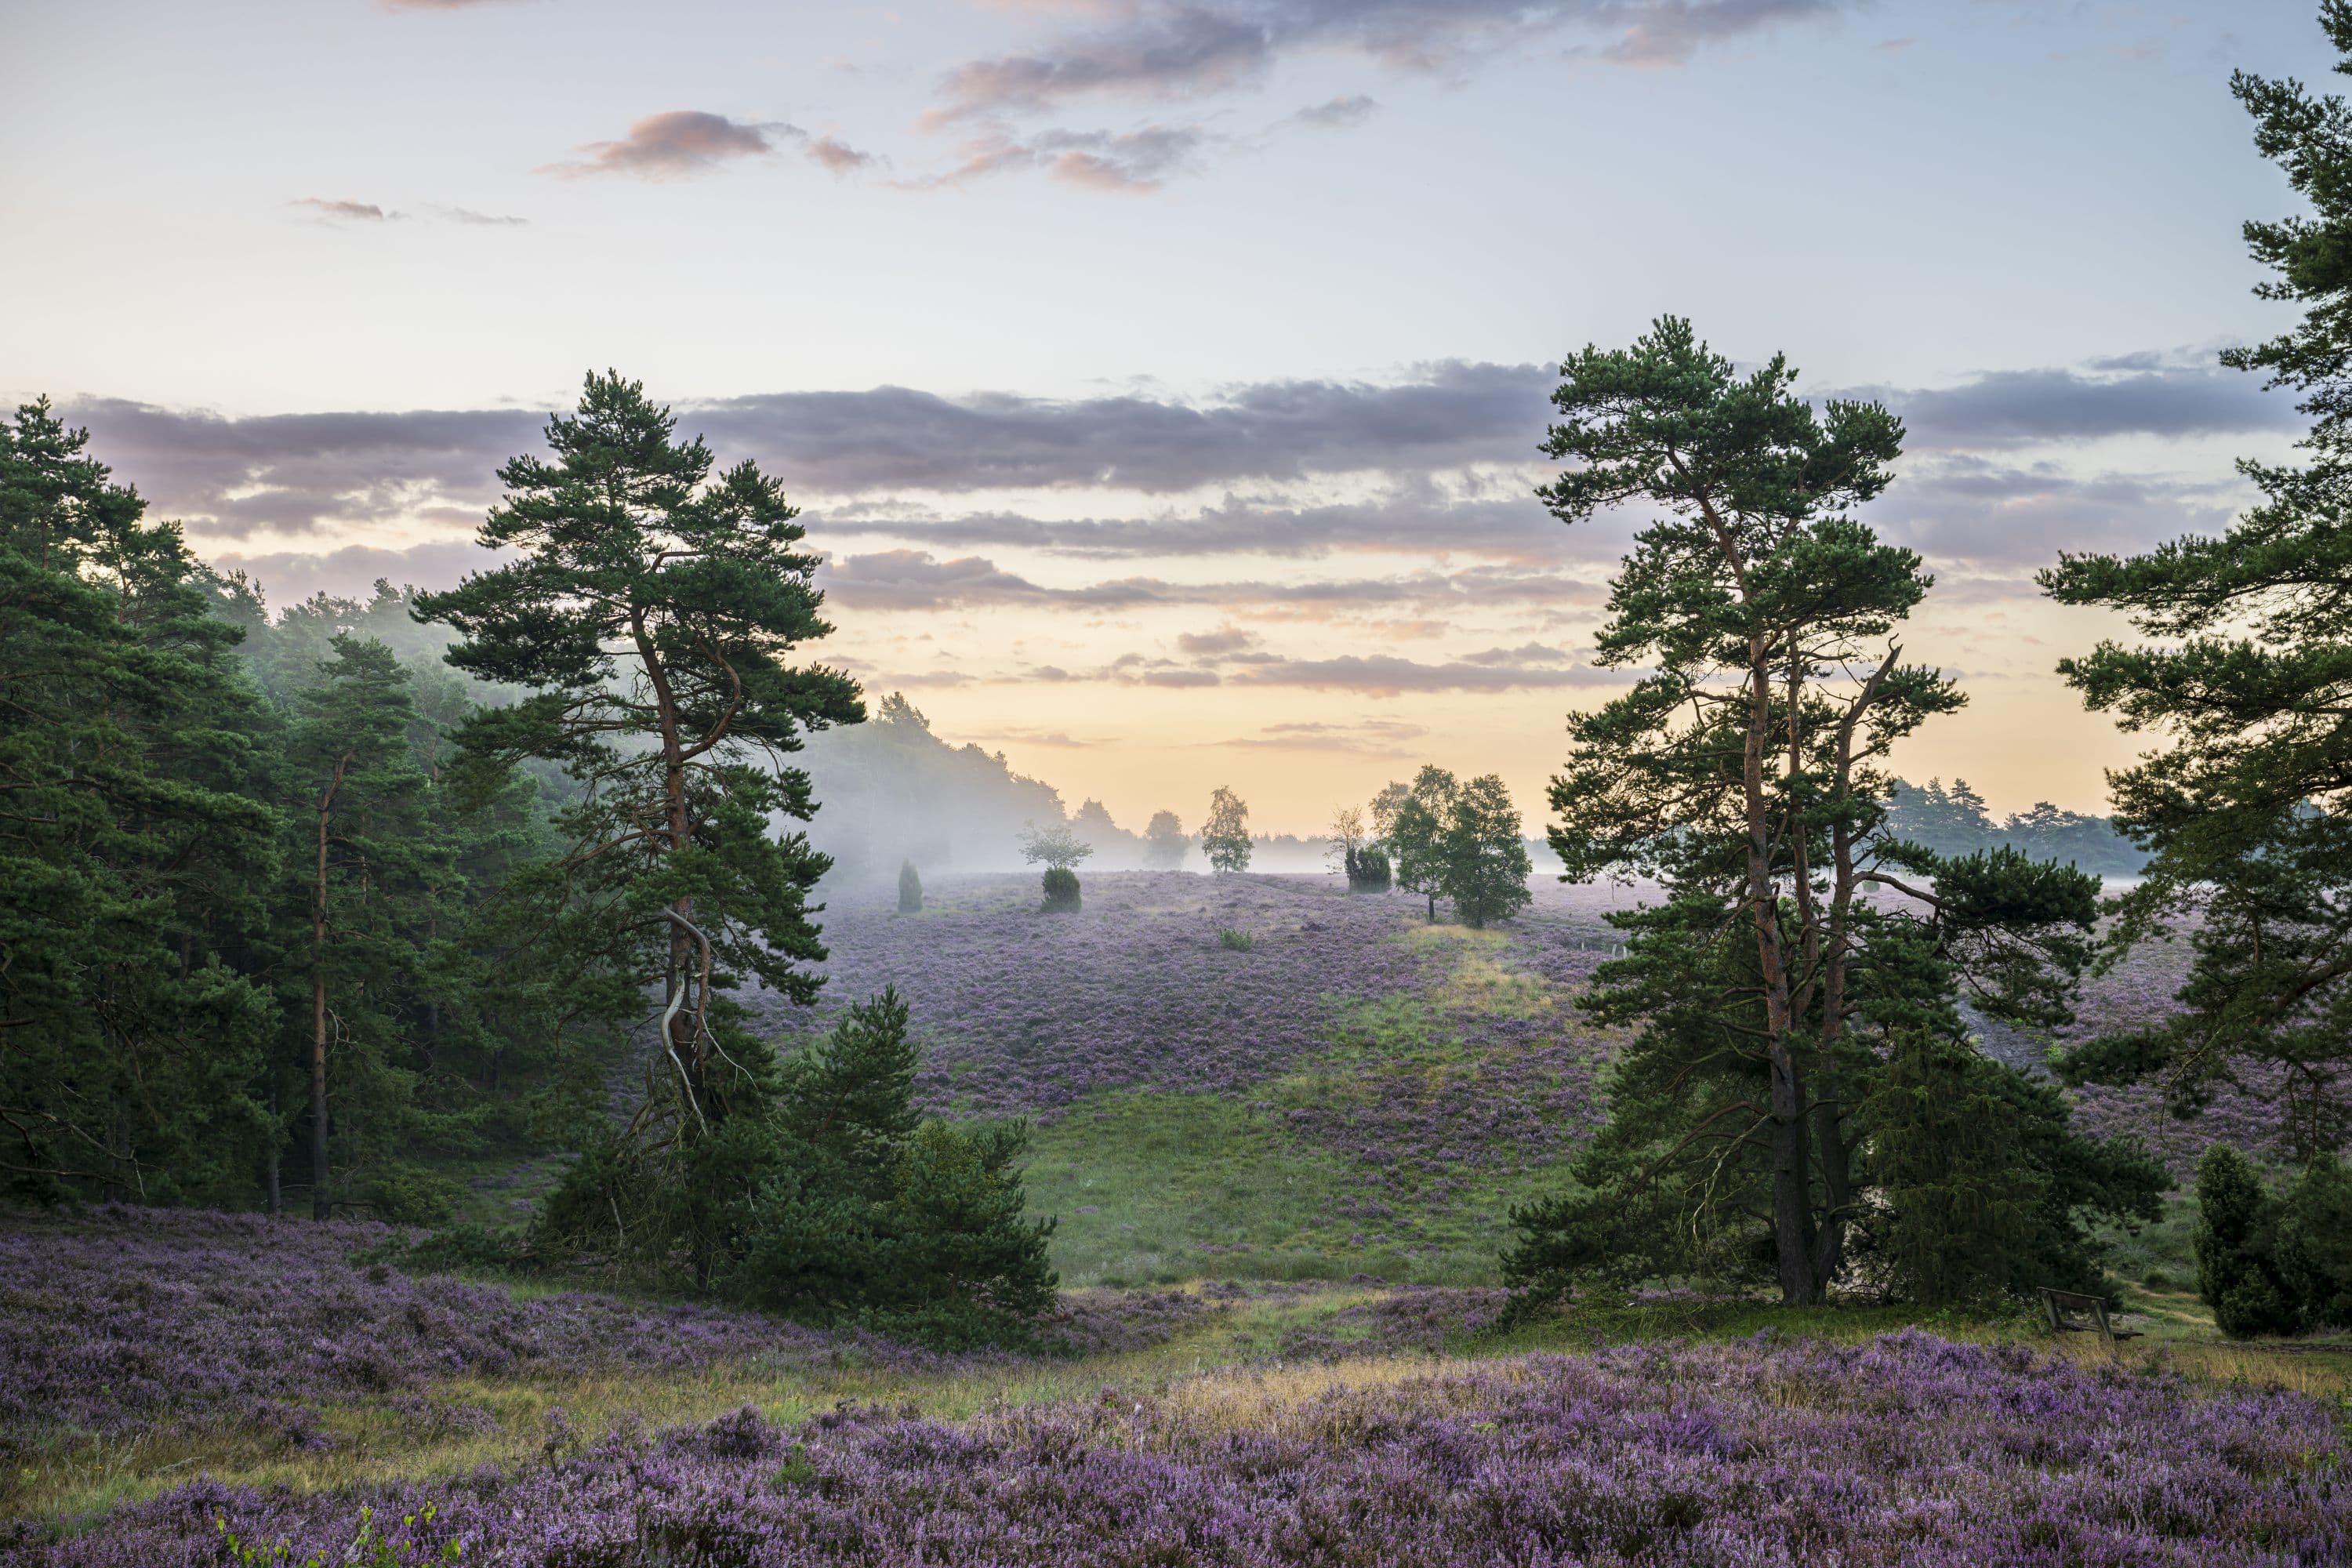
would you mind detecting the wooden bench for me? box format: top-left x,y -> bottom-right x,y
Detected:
2039,1287 -> 2141,1343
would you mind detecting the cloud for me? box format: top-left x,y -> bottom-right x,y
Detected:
543,111 -> 783,179
917,123 -> 1207,191
806,136 -> 877,174
699,361 -> 1550,491
823,493 -> 1569,560
1288,95 -> 1381,129
927,1 -> 1842,123
60,354 -> 2279,568
928,9 -> 1271,124
1221,717 -> 1428,752
56,397 -> 537,539
1461,641 -> 1575,666
1227,652 -> 1626,696
290,198 -> 393,222
1864,364 -> 2301,449
1176,623 -> 1262,656
1598,0 -> 1836,68
1880,456 -> 2252,571
815,549 -> 1606,614
292,199 -> 534,227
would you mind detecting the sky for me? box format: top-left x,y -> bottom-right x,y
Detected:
0,0 -> 2332,835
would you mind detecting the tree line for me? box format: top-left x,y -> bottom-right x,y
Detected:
1,377 -> 1052,1345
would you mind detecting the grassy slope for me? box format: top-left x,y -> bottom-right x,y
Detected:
1023,923 -> 1599,1288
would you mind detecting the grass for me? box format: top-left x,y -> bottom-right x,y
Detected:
1022,1092 -> 1363,1286
1019,926 -> 1600,1287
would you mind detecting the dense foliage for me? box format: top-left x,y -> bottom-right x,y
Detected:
2193,1142 -> 2352,1337
1508,318 -> 2163,1308
1438,774 -> 1532,927
2043,3 -> 2352,1159
0,405 -> 559,1218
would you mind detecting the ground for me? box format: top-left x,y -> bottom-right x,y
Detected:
5,872 -> 2347,1564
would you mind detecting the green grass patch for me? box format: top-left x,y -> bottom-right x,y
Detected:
1024,1092 -> 1363,1287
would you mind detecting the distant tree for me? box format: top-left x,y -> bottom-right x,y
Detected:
1071,798 -> 1136,862
1021,821 -> 1092,912
1328,804 -> 1390,891
2041,9 -> 2352,1156
1370,781 -> 1411,844
796,690 -> 1069,879
1437,775 -> 1530,927
1019,822 -> 1092,870
1142,809 -> 1189,869
898,858 -> 923,914
1884,778 -> 1995,857
1201,787 -> 1252,873
1386,767 -> 1457,920
415,372 -> 862,1286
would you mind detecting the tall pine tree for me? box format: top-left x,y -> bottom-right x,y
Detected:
416,372 -> 862,1276
1508,321 -> 2158,1308
2042,4 -> 2352,1156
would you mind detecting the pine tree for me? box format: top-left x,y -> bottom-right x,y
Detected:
898,858 -> 923,914
0,400 -> 280,1204
731,990 -> 1057,1346
415,372 -> 862,1279
2042,6 -> 2352,1152
1512,319 -> 2140,1308
279,637 -> 445,1218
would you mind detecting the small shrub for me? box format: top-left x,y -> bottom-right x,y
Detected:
1345,843 -> 1392,893
2279,1154 -> 2352,1329
2195,1145 -> 2302,1338
898,858 -> 923,913
1040,866 -> 1081,912
1218,927 -> 1254,952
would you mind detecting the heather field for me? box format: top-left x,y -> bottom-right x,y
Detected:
758,872 -> 1624,1285
9,872 -> 2350,1563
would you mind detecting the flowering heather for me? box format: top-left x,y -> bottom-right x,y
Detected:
0,1207 -> 1210,1446
762,873 -> 1439,1116
1276,1286 -> 1511,1360
24,1330 -> 2344,1566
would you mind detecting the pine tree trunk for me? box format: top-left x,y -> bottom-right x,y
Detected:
311,754 -> 349,1221
1744,644 -> 1816,1306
